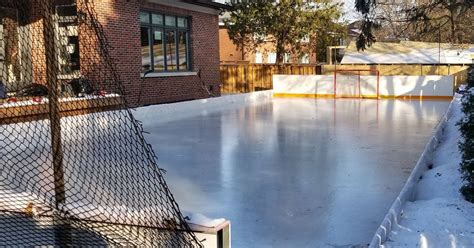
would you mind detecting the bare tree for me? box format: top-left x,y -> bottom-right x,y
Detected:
354,0 -> 474,49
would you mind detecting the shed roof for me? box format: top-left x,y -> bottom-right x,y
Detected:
341,41 -> 474,64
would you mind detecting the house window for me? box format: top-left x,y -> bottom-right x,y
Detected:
140,11 -> 190,73
56,4 -> 80,75
0,7 -> 21,85
255,52 -> 262,64
299,53 -> 309,64
267,52 -> 276,64
283,53 -> 291,64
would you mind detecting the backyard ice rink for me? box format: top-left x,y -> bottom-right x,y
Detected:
136,97 -> 451,247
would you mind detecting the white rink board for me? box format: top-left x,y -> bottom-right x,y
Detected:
273,75 -> 454,98
273,75 -> 335,95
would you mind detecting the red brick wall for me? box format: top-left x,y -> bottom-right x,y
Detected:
91,0 -> 221,106
30,0 -> 47,85
218,27 -> 318,64
219,26 -> 244,62
25,0 -> 221,106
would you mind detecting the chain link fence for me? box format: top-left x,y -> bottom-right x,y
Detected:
0,1 -> 202,246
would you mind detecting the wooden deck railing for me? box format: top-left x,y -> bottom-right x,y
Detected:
0,95 -> 123,124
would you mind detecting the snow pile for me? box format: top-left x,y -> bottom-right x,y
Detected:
0,94 -> 120,108
385,96 -> 474,247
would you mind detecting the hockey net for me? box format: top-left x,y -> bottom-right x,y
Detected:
333,69 -> 380,99
0,1 -> 202,247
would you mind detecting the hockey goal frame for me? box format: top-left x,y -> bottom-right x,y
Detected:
333,69 -> 380,99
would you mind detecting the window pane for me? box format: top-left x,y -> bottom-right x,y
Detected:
255,52 -> 262,64
178,31 -> 188,71
140,12 -> 149,23
165,15 -> 176,27
177,17 -> 187,28
267,52 -> 276,64
165,30 -> 177,70
56,5 -> 80,74
141,27 -> 151,72
284,53 -> 291,63
299,53 -> 309,64
67,36 -> 80,71
152,13 -> 163,25
153,29 -> 164,71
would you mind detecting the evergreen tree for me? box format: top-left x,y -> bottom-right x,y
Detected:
459,65 -> 474,202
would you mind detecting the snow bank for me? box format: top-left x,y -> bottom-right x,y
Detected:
386,198 -> 474,247
134,90 -> 272,124
380,95 -> 474,247
0,189 -> 227,232
0,94 -> 120,108
341,47 -> 472,64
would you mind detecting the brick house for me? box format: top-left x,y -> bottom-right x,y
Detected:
0,0 -> 228,107
219,12 -> 317,65
219,24 -> 318,65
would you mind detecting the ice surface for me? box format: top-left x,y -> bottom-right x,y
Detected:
137,98 -> 450,247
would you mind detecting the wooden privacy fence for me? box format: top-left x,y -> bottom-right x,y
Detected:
321,64 -> 469,88
220,63 -> 469,94
220,64 -> 319,93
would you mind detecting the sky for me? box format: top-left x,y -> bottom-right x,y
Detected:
342,0 -> 360,22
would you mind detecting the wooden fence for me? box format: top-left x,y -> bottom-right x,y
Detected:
321,64 -> 469,87
220,64 -> 319,93
220,63 -> 469,93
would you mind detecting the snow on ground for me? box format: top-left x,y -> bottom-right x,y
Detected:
385,95 -> 474,247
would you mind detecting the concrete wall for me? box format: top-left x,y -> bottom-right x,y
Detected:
273,75 -> 454,99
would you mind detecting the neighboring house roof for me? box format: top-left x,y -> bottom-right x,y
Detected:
341,41 -> 474,64
347,20 -> 361,38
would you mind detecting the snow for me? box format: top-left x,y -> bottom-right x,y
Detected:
385,95 -> 474,247
0,94 -> 120,109
387,198 -> 474,247
342,48 -> 473,64
341,42 -> 474,64
183,212 -> 226,228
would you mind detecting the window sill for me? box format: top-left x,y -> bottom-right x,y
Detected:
58,73 -> 81,80
141,71 -> 198,78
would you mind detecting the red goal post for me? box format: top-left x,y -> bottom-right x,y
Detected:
333,69 -> 380,99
